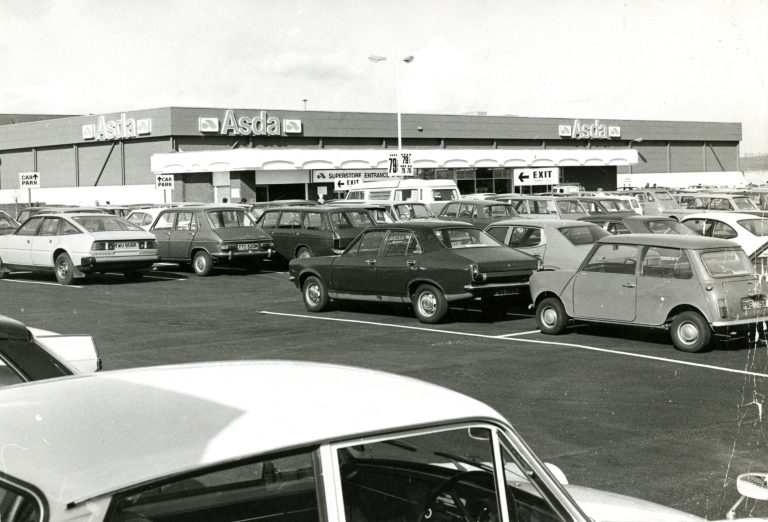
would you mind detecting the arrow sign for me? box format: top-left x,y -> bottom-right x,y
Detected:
514,168 -> 561,187
518,172 -> 530,183
19,171 -> 41,189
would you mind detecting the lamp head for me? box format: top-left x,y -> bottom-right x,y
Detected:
368,55 -> 387,63
402,56 -> 414,63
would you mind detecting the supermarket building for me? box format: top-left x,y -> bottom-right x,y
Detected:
0,107 -> 743,205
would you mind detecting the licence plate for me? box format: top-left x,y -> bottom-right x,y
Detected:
238,243 -> 259,251
114,241 -> 138,249
493,288 -> 520,297
741,297 -> 767,310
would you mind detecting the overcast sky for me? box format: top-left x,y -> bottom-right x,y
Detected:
2,0 -> 766,154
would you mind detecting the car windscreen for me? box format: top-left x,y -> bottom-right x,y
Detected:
647,219 -> 697,235
558,225 -> 608,245
394,203 -> 433,219
435,227 -> 500,249
0,339 -> 73,383
71,216 -> 143,232
738,219 -> 768,236
700,249 -> 754,277
733,197 -> 760,210
206,209 -> 255,228
332,210 -> 375,228
432,189 -> 458,201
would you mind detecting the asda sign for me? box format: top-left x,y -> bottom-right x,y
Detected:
558,119 -> 621,140
198,110 -> 302,136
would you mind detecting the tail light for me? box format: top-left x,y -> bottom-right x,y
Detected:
333,232 -> 341,251
470,263 -> 486,282
91,241 -> 113,251
717,298 -> 728,319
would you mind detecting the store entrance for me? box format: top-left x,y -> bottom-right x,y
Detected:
258,183 -> 306,201
561,166 -> 618,191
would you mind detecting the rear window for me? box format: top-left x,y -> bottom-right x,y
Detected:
700,249 -> 753,277
738,219 -> 768,236
71,216 -> 142,232
558,225 -> 608,245
206,209 -> 255,228
434,227 -> 500,249
0,482 -> 42,522
432,189 -> 458,202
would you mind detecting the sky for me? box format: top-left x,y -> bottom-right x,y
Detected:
1,0 -> 767,154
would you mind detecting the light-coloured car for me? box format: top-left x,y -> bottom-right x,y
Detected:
0,360 -> 757,522
0,213 -> 158,284
485,218 -> 609,270
0,209 -> 19,234
530,234 -> 768,352
126,206 -> 170,230
0,315 -> 100,386
681,212 -> 768,259
684,193 -> 762,215
493,194 -> 590,220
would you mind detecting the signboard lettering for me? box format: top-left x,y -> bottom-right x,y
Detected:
514,168 -> 560,187
312,169 -> 388,191
388,152 -> 414,177
558,119 -> 620,140
200,110 -> 303,136
19,171 -> 40,188
82,114 -> 152,141
155,174 -> 174,190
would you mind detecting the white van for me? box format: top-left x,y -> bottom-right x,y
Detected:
345,179 -> 461,212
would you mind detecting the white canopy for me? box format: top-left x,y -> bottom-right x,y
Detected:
151,148 -> 639,173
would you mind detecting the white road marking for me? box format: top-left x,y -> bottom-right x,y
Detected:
0,279 -> 82,289
260,311 -> 768,379
495,330 -> 541,338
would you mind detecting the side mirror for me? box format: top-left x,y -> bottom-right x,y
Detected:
33,334 -> 101,374
727,473 -> 768,519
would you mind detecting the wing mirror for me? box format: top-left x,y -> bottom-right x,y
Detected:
727,473 -> 768,519
34,334 -> 101,374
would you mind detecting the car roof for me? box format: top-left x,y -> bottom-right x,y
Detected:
597,233 -> 739,249
680,212 -> 762,222
369,220 -> 476,230
0,361 -> 502,512
487,218 -> 596,228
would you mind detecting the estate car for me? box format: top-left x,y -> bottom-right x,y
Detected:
0,360 -> 760,522
289,221 -> 540,323
436,199 -> 519,228
148,205 -> 273,275
0,213 -> 158,284
530,234 -> 768,352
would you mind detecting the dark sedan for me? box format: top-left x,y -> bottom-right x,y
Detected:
289,221 -> 540,323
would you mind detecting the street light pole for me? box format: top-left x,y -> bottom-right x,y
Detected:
369,55 -> 414,151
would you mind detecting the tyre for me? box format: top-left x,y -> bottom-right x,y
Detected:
55,253 -> 76,285
412,284 -> 448,324
0,257 -> 6,279
302,275 -> 329,312
296,247 -> 313,259
192,251 -> 214,276
670,311 -> 711,352
124,270 -> 144,282
535,297 -> 568,334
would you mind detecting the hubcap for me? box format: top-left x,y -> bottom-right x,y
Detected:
299,250 -> 310,259
419,292 -> 437,316
542,307 -> 558,327
678,322 -> 699,344
195,257 -> 206,271
57,259 -> 69,278
306,283 -> 320,305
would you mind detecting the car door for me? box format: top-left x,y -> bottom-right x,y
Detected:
274,210 -> 303,258
150,211 -> 176,258
635,246 -> 696,325
572,243 -> 638,321
2,216 -> 43,265
167,211 -> 197,259
331,229 -> 387,294
30,217 -> 61,266
373,229 -> 422,296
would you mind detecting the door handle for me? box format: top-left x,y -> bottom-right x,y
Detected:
622,282 -> 636,288
365,259 -> 376,265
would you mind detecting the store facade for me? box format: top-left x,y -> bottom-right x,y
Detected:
0,107 -> 742,205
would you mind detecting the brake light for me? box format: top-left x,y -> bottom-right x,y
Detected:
717,298 -> 728,319
91,241 -> 113,251
470,263 -> 486,282
333,232 -> 341,251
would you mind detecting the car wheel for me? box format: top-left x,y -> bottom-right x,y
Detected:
123,270 -> 144,282
670,311 -> 711,352
192,251 -> 213,276
0,257 -> 6,279
296,247 -> 313,259
55,253 -> 76,285
535,297 -> 568,334
302,275 -> 329,312
412,284 -> 448,324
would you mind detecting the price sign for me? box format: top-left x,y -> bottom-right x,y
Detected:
388,152 -> 414,177
155,174 -> 174,190
19,172 -> 40,188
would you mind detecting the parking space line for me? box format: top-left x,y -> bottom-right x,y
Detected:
1,279 -> 83,289
495,330 -> 541,338
259,311 -> 768,379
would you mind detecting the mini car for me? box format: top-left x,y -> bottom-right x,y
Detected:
0,315 -> 100,386
436,199 -> 519,227
289,221 -> 540,323
530,234 -> 768,352
485,218 -> 609,270
148,205 -> 273,275
256,205 -> 376,261
0,360 -> 759,522
0,213 -> 158,284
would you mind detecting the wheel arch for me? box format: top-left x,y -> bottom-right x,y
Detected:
665,304 -> 711,327
190,246 -> 212,261
407,278 -> 448,299
52,247 -> 70,264
533,290 -> 562,308
298,269 -> 324,289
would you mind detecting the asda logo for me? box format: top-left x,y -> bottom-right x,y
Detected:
198,110 -> 302,136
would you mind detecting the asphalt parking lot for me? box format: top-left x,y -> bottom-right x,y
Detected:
2,264 -> 768,519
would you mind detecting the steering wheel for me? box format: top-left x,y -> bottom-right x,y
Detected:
420,470 -> 509,522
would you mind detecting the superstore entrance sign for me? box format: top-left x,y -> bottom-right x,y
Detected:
199,110 -> 303,137
312,169 -> 388,190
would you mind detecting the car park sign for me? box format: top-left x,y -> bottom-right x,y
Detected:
513,168 -> 560,187
155,174 -> 174,190
19,171 -> 41,188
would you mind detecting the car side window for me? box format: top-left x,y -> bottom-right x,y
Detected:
641,247 -> 692,279
710,198 -> 732,211
278,211 -> 303,229
0,480 -> 42,522
153,212 -> 175,231
442,203 -> 461,217
175,212 -> 195,231
508,226 -> 541,248
38,218 -> 60,236
15,217 -> 42,236
607,222 -> 631,235
383,231 -> 419,257
711,221 -> 737,239
127,213 -> 145,226
485,226 -> 508,243
109,450 -> 321,522
357,230 -> 387,256
60,220 -> 80,235
303,212 -> 326,231
582,244 -> 638,274
258,211 -> 279,229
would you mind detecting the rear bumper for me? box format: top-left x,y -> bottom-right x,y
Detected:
79,255 -> 158,273
212,249 -> 273,262
712,317 -> 768,328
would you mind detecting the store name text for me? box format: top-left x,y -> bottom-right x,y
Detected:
82,114 -> 152,141
559,120 -> 620,140
199,110 -> 302,136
